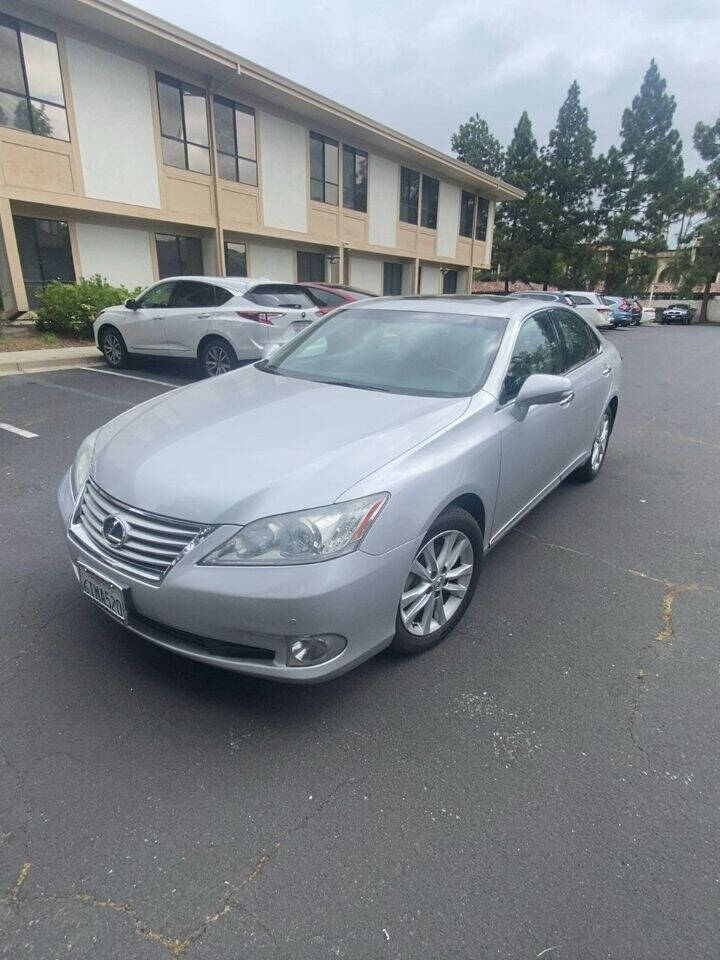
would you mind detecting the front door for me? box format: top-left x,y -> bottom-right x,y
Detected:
162,280 -> 216,356
123,280 -> 175,353
491,310 -> 569,540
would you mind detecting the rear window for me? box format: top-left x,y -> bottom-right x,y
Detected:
247,284 -> 316,309
571,294 -> 592,305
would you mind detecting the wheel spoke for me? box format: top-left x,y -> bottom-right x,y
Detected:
445,536 -> 466,571
443,581 -> 467,596
436,532 -> 456,570
410,559 -> 432,582
433,594 -> 447,626
420,597 -> 435,633
445,562 -> 473,581
402,582 -> 430,605
403,591 -> 431,623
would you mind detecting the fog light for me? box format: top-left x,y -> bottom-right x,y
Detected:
287,634 -> 346,667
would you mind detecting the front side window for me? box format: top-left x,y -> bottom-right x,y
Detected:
155,233 -> 204,278
214,96 -> 257,185
459,191 -> 475,238
310,132 -> 338,205
0,15 -> 68,141
383,262 -> 403,296
156,73 -> 210,174
553,308 -> 598,369
13,215 -> 75,307
476,197 -> 490,240
502,311 -> 563,402
297,251 -> 325,282
399,167 -> 420,224
224,240 -> 247,277
342,144 -> 368,212
421,174 -> 439,229
264,308 -> 507,398
137,281 -> 175,309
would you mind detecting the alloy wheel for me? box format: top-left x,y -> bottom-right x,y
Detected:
102,333 -> 122,366
591,412 -> 611,472
205,344 -> 231,376
400,530 -> 474,636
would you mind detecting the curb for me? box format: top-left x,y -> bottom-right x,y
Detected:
0,347 -> 102,377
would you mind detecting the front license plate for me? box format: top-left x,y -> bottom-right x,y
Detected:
78,564 -> 127,623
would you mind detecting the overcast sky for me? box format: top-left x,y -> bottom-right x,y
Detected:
136,0 -> 719,173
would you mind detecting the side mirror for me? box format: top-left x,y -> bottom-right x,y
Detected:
261,342 -> 281,361
512,373 -> 573,421
125,298 -> 138,310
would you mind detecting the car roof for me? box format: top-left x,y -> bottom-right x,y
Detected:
152,276 -> 275,294
343,294 -> 534,321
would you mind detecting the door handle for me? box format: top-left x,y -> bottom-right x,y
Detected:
559,391 -> 575,407
197,312 -> 211,319
602,365 -> 612,377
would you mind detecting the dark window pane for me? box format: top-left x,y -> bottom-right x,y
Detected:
13,216 -> 42,283
178,236 -> 203,275
476,197 -> 489,240
214,286 -> 233,305
383,262 -> 403,296
0,21 -> 24,93
0,90 -> 31,133
236,158 -> 257,186
235,107 -> 255,160
170,279 -> 215,308
224,241 -> 247,276
310,134 -> 323,182
297,251 -> 325,282
310,178 -> 324,202
213,98 -> 235,156
31,100 -> 68,140
355,152 -> 368,212
443,270 -> 457,294
20,26 -> 64,104
342,147 -> 354,208
553,309 -> 594,369
217,151 -> 237,182
503,313 -> 562,401
34,219 -> 74,283
307,287 -> 344,307
155,234 -> 181,279
161,136 -> 185,169
400,168 -> 419,224
421,175 -> 439,229
157,79 -> 183,140
139,281 -> 175,308
183,86 -> 208,146
459,191 -> 475,237
186,143 -> 210,175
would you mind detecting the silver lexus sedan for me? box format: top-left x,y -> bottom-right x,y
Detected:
58,296 -> 621,682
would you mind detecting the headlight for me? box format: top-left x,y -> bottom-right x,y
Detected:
70,428 -> 100,498
200,493 -> 388,566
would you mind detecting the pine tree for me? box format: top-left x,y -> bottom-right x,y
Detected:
451,114 -> 505,178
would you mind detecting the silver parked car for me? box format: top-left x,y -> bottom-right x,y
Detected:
95,276 -> 321,377
59,296 -> 621,682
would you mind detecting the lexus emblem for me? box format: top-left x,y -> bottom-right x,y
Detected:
103,516 -> 129,547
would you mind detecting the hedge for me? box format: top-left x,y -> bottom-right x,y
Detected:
34,275 -> 140,339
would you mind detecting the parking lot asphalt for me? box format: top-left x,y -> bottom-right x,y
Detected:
1,325 -> 719,959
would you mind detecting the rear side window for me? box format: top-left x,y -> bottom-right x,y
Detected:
502,311 -> 563,402
213,286 -> 233,306
553,309 -> 597,368
305,288 -> 345,308
571,294 -> 591,305
170,280 -> 216,309
247,284 -> 316,309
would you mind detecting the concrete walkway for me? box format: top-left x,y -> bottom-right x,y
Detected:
0,345 -> 101,376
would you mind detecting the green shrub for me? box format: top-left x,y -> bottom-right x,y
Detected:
34,275 -> 140,339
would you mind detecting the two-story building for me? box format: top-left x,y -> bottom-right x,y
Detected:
0,0 -> 523,320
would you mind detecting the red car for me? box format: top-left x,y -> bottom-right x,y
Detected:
299,282 -> 376,315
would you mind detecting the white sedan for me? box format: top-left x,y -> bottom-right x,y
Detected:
94,277 -> 321,377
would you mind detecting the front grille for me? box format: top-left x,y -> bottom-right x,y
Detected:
71,479 -> 209,583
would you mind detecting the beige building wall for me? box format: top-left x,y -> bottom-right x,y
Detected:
75,222 -> 155,287
419,264 -> 442,295
367,154 -> 399,249
436,182 -> 461,260
348,254 -> 383,294
249,242 -> 296,282
0,224 -> 17,318
257,112 -> 308,234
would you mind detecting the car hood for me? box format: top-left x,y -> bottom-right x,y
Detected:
92,367 -> 470,524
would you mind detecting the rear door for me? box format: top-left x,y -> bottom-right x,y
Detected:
567,293 -> 605,328
551,308 -> 610,464
162,280 -> 218,356
123,281 -> 175,353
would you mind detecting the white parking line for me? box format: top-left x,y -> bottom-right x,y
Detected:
0,422 -> 38,439
80,367 -> 176,388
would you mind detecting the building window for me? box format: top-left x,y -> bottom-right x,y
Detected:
442,269 -> 458,294
399,167 -> 420,224
155,233 -> 203,278
13,216 -> 75,308
420,175 -> 439,230
213,97 -> 257,185
224,240 -> 247,276
0,15 -> 68,141
297,251 -> 325,282
476,197 -> 490,241
156,73 -> 210,175
459,191 -> 475,238
310,132 -> 338,205
383,262 -> 403,296
342,144 -> 368,213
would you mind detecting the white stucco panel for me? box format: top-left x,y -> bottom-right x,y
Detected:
436,182 -> 461,259
419,264 -> 441,295
74,222 -> 154,288
65,38 -> 160,208
368,154 -> 399,248
258,112 -> 308,233
248,243 -> 295,282
348,255 -> 383,294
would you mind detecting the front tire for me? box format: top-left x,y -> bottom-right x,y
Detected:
99,326 -> 128,368
199,337 -> 238,378
572,407 -> 612,482
392,506 -> 482,655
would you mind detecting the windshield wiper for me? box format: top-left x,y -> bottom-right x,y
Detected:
320,378 -> 394,393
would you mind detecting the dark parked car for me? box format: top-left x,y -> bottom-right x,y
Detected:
300,283 -> 376,316
661,303 -> 695,325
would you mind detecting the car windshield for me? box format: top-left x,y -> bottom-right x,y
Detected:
261,307 -> 507,397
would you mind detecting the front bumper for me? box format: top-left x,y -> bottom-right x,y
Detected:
58,471 -> 418,682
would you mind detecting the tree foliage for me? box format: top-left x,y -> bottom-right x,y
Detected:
451,113 -> 505,178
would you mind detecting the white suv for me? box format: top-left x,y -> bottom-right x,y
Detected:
95,277 -> 321,377
563,291 -> 612,329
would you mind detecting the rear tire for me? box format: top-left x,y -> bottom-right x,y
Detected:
391,506 -> 482,655
199,337 -> 238,378
99,326 -> 128,368
572,406 -> 613,482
